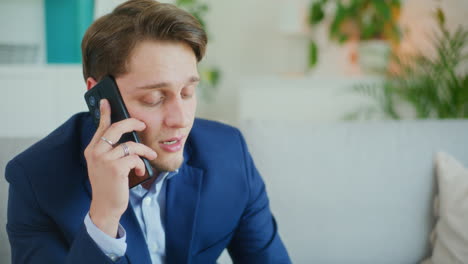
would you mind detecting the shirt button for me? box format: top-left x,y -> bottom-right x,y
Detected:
149,242 -> 158,252
106,253 -> 120,262
143,197 -> 151,206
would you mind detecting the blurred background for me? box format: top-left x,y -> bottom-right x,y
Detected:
1,1 -> 468,263
0,0 -> 467,138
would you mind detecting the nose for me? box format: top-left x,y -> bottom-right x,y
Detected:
164,96 -> 190,128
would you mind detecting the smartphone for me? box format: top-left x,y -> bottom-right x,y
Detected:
84,75 -> 154,188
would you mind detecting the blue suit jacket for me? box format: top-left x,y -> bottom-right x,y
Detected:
5,112 -> 291,264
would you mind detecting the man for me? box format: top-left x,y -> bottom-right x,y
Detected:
5,0 -> 291,263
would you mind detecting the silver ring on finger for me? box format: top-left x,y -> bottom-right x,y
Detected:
121,143 -> 130,157
101,137 -> 115,147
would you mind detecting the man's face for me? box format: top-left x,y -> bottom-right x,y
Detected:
115,40 -> 198,172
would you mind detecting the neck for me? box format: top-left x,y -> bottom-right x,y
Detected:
141,173 -> 158,190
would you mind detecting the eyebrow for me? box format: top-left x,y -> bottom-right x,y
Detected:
136,76 -> 200,90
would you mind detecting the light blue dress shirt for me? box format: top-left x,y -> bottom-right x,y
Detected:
84,170 -> 178,263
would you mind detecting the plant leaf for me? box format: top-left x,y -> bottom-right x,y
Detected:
436,7 -> 445,27
373,0 -> 391,20
309,1 -> 325,25
308,41 -> 318,68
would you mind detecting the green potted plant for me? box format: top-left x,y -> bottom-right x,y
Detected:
308,0 -> 402,70
346,8 -> 468,120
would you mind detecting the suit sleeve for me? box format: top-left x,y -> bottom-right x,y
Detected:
227,130 -> 292,264
5,159 -> 129,264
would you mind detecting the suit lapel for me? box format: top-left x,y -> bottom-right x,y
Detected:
165,162 -> 204,263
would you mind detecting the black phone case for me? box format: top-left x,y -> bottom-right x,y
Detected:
84,75 -> 154,188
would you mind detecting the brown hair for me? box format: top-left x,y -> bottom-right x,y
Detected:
81,0 -> 207,81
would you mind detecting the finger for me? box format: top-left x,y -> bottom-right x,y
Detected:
89,99 -> 112,147
116,155 -> 146,178
98,99 -> 112,134
95,118 -> 146,153
106,142 -> 157,161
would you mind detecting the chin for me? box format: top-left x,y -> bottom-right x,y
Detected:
150,154 -> 184,173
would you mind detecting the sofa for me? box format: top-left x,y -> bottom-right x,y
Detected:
2,119 -> 468,263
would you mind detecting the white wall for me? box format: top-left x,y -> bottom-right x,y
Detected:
0,65 -> 87,137
0,0 -> 45,64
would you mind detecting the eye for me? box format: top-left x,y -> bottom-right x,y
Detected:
142,96 -> 165,107
181,93 -> 193,99
181,86 -> 196,99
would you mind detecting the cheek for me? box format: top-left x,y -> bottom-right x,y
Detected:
128,109 -> 163,138
187,97 -> 197,116
128,108 -> 155,125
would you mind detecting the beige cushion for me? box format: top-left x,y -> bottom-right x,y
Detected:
422,152 -> 468,264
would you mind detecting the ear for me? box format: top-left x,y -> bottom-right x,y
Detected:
86,77 -> 98,91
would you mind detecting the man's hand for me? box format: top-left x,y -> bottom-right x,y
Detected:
84,99 -> 157,237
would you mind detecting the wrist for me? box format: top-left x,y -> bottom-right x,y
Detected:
89,203 -> 122,238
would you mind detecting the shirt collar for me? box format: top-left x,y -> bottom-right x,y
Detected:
166,169 -> 178,180
131,169 -> 179,196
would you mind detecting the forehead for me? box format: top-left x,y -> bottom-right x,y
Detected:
117,40 -> 199,91
127,40 -> 197,74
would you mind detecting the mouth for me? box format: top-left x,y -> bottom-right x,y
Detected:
158,136 -> 185,153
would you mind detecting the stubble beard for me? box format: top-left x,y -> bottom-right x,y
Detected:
150,155 -> 184,173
